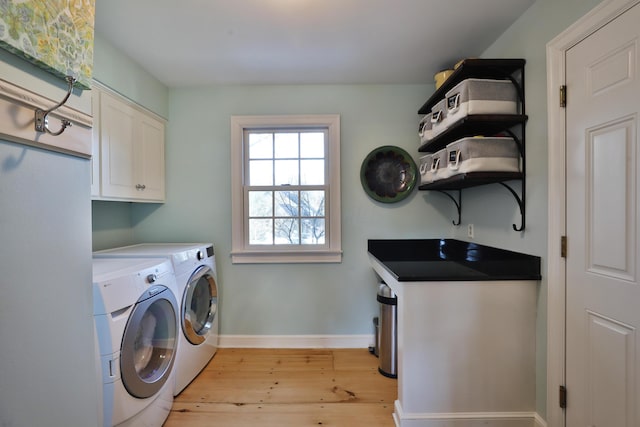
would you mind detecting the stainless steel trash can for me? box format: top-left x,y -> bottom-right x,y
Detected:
371,316 -> 380,357
377,282 -> 397,378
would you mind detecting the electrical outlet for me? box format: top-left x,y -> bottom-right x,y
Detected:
467,224 -> 474,238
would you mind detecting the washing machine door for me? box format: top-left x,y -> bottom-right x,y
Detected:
182,265 -> 218,345
120,285 -> 178,399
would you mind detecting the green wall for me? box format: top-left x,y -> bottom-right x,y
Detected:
0,23 -> 96,427
130,84 -> 455,335
92,32 -> 169,117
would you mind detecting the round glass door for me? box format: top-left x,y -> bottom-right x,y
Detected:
121,286 -> 178,399
182,266 -> 218,345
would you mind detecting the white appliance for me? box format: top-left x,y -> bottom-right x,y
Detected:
94,243 -> 219,395
92,257 -> 180,427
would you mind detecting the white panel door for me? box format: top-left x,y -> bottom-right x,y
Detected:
565,4 -> 640,426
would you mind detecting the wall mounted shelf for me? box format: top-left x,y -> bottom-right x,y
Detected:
418,114 -> 527,154
417,58 -> 527,231
418,58 -> 526,115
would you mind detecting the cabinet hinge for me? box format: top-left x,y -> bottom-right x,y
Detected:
560,85 -> 567,108
559,385 -> 567,408
560,236 -> 567,258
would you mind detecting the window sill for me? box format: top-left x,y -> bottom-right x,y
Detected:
231,249 -> 342,264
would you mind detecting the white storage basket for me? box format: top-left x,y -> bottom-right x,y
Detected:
430,148 -> 452,182
445,78 -> 518,124
446,137 -> 520,176
419,153 -> 435,184
418,115 -> 433,144
430,98 -> 449,138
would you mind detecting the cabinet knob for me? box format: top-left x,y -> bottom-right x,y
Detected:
135,184 -> 146,190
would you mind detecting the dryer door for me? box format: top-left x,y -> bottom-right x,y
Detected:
120,286 -> 178,399
182,265 -> 218,345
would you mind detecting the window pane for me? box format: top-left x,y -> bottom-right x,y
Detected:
300,159 -> 324,185
301,191 -> 325,217
275,191 -> 298,217
301,218 -> 325,244
274,160 -> 299,185
249,160 -> 273,185
300,132 -> 324,158
274,133 -> 298,158
249,133 -> 273,159
248,191 -> 272,217
249,219 -> 273,244
275,218 -> 299,244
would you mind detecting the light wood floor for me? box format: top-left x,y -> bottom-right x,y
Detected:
163,348 -> 397,426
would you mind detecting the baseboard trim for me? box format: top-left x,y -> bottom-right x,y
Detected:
534,412 -> 548,427
218,334 -> 374,349
393,401 -> 546,427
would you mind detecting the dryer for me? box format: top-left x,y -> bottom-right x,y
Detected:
92,257 -> 179,427
94,243 -> 219,395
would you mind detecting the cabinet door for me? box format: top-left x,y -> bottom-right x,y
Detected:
136,114 -> 165,201
99,91 -> 138,199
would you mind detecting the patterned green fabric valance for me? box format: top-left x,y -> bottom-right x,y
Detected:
0,0 -> 95,89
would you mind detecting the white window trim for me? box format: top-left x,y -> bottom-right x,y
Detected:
230,114 -> 342,264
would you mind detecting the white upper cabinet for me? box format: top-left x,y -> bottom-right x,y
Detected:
91,83 -> 166,202
136,112 -> 166,201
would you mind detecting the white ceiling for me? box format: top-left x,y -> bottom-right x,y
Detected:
94,0 -> 535,87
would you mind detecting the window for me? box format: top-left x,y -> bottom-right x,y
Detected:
231,115 -> 341,263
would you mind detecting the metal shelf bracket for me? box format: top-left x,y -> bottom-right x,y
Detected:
436,189 -> 462,226
498,182 -> 525,231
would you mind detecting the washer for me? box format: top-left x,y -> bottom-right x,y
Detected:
94,243 -> 219,395
92,257 -> 179,427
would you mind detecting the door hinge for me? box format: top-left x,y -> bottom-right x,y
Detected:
559,385 -> 567,408
560,85 -> 567,108
561,236 -> 567,258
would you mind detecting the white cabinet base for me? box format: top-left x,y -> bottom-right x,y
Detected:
369,256 -> 539,427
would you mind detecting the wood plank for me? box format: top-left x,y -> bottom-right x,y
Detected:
164,402 -> 395,427
203,348 -> 335,372
167,348 -> 397,426
178,369 -> 396,404
332,348 -> 382,371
